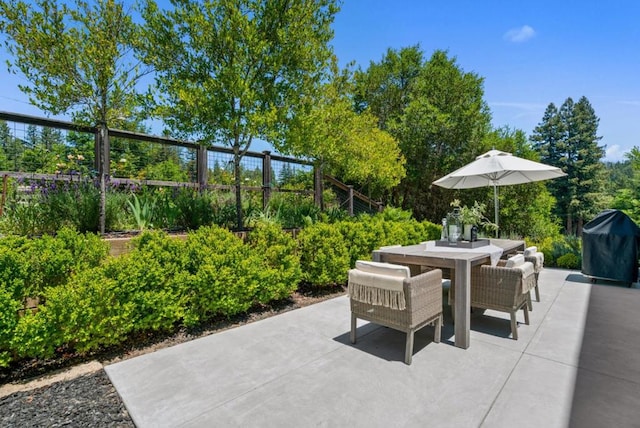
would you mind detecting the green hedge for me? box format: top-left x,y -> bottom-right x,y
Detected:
0,217 -> 440,367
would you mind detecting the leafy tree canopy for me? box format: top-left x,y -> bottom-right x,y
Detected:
139,0 -> 338,228
282,60 -> 405,199
0,0 -> 150,127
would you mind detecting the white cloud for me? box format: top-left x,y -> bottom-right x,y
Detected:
503,25 -> 536,43
604,144 -> 628,163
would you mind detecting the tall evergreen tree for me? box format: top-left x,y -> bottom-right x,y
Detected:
531,96 -> 607,234
25,125 -> 39,148
40,127 -> 64,150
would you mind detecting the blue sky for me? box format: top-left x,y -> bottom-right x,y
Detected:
1,0 -> 639,161
331,0 -> 640,162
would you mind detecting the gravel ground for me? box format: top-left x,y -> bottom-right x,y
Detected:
0,370 -> 134,427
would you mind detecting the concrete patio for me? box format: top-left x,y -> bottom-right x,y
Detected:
106,268 -> 640,427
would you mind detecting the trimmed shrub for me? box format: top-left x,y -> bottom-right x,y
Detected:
297,223 -> 350,286
336,219 -> 378,267
0,286 -> 21,367
180,226 -> 263,325
101,232 -> 186,333
557,253 -> 581,269
533,234 -> 581,268
247,222 -> 302,303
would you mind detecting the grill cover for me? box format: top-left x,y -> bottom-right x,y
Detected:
582,210 -> 640,283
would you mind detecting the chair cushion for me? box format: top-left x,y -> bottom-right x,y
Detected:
514,261 -> 536,279
505,254 -> 525,268
524,246 -> 538,256
348,269 -> 406,310
355,260 -> 411,278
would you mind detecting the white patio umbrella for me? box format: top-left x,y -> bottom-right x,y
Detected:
432,149 -> 566,232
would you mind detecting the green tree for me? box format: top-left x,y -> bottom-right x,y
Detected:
0,121 -> 24,170
611,149 -> 640,222
282,61 -> 405,201
40,126 -> 64,150
140,0 -> 338,229
0,0 -> 152,233
353,45 -> 423,131
0,121 -> 13,170
531,96 -> 607,234
391,50 -> 491,221
25,124 -> 39,148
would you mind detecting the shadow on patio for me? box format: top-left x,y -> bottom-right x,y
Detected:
567,273 -> 640,427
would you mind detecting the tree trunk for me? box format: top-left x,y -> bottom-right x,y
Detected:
566,214 -> 573,235
234,154 -> 243,230
577,217 -> 583,237
98,124 -> 108,235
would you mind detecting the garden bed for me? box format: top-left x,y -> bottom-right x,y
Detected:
0,283 -> 346,385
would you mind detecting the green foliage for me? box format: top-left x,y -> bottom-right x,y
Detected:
0,237 -> 30,301
263,193 -> 322,229
247,222 -> 302,302
10,309 -> 57,360
0,228 -> 109,301
532,234 -> 581,268
531,97 -> 607,234
297,223 -> 350,286
127,193 -> 156,231
335,220 -> 378,267
179,226 -> 262,325
0,215 -> 447,366
102,231 -> 186,333
379,206 -> 413,222
556,253 -> 581,269
173,188 -> 216,230
140,0 -> 338,229
387,49 -> 492,220
0,0 -> 149,127
37,270 -> 134,354
0,286 -> 21,367
142,159 -> 189,182
0,178 -> 133,235
283,61 -> 405,198
55,227 -> 110,269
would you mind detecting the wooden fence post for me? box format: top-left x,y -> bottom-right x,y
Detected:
314,164 -> 323,210
348,185 -> 354,216
262,151 -> 271,209
197,145 -> 208,191
95,125 -> 110,234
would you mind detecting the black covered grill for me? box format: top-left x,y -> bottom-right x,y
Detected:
582,210 -> 640,285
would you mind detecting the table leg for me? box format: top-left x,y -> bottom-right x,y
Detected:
454,259 -> 471,349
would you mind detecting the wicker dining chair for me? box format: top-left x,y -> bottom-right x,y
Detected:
449,254 -> 536,340
523,246 -> 544,302
348,261 -> 443,365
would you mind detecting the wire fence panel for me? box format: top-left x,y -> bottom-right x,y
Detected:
0,112 -> 384,226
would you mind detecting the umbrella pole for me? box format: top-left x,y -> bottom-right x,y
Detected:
494,184 -> 499,237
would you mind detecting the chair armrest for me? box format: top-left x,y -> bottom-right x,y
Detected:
472,263 -> 535,306
404,269 -> 443,315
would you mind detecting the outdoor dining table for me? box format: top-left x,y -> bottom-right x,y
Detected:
372,239 -> 525,349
